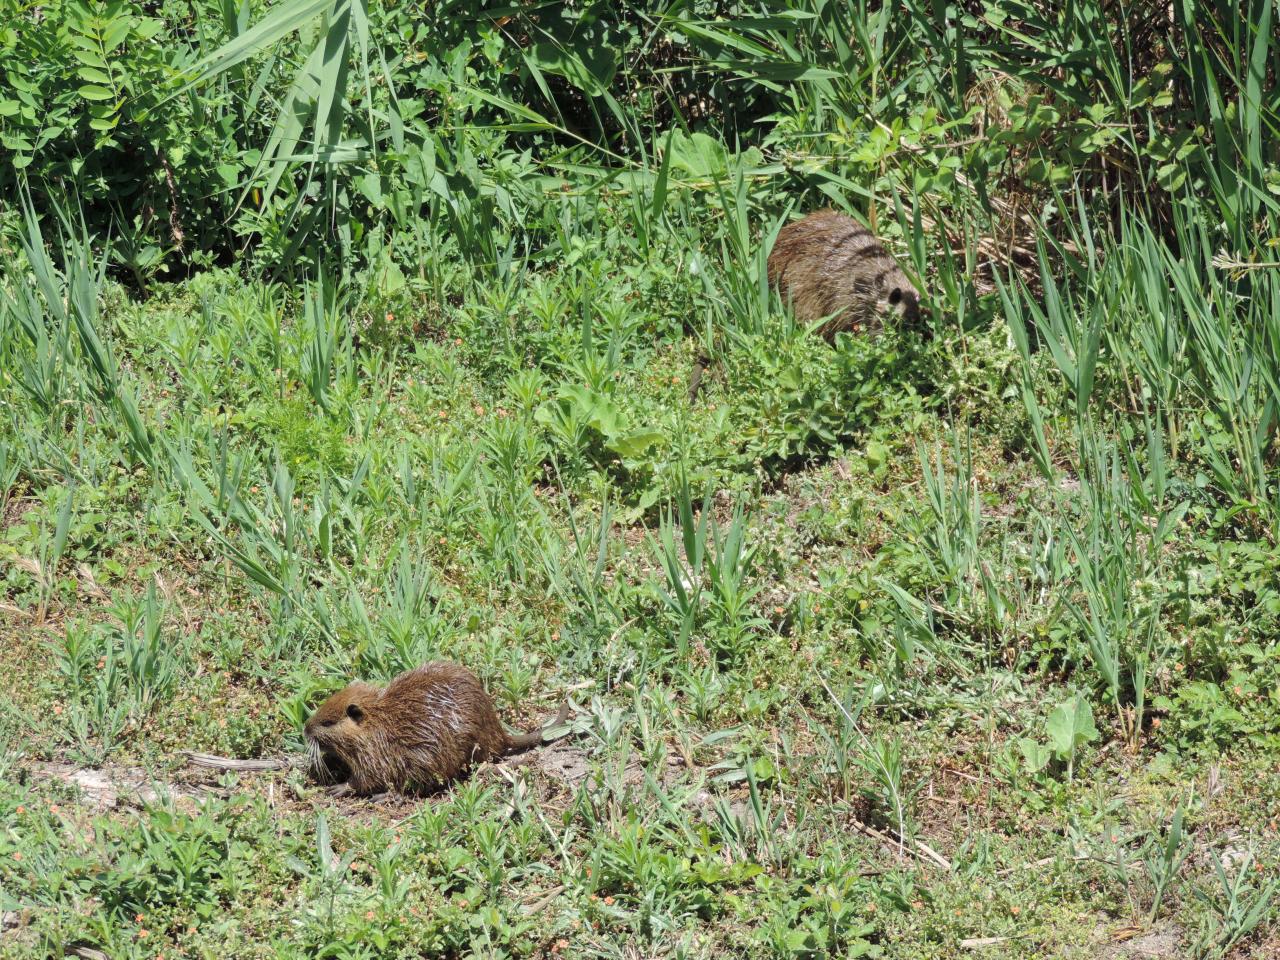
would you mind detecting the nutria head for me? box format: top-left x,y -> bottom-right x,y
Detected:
879,265 -> 922,327
303,681 -> 379,785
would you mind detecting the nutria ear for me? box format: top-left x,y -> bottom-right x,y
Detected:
346,703 -> 365,723
888,287 -> 903,306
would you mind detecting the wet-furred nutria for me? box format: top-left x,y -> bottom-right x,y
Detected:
767,209 -> 921,340
304,661 -> 569,795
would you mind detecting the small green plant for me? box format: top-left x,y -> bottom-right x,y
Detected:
1142,802 -> 1191,922
287,812 -> 357,944
1192,848 -> 1278,959
536,382 -> 662,473
1017,693 -> 1100,784
298,275 -> 349,413
112,580 -> 181,716
650,476 -> 712,653
31,482 -> 74,624
823,679 -> 912,852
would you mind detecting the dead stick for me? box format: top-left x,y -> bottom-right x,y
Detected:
183,752 -> 296,772
846,815 -> 953,872
522,884 -> 566,915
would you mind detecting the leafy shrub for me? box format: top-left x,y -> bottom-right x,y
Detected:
724,326 -> 931,474
89,803 -> 248,917
0,0 -> 249,280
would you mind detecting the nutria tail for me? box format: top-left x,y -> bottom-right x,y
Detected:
503,702 -> 572,754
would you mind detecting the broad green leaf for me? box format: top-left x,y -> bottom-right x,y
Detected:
668,130 -> 729,179
77,85 -> 115,101
373,254 -> 404,296
560,384 -> 627,438
1046,695 -> 1098,759
103,17 -> 133,53
7,73 -> 39,94
135,17 -> 164,41
865,440 -> 890,471
70,46 -> 108,68
1017,738 -> 1052,774
355,172 -> 383,205
607,430 -> 663,459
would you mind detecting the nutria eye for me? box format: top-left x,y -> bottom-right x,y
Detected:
346,703 -> 364,722
321,719 -> 336,728
888,288 -> 903,306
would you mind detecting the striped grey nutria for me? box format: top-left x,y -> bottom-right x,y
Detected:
767,208 -> 921,340
304,661 -> 569,795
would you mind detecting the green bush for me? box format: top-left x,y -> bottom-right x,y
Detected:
0,0 -> 253,281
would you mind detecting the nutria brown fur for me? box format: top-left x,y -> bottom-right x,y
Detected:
767,209 -> 921,340
304,661 -> 569,795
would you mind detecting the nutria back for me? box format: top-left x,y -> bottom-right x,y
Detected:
767,209 -> 921,339
303,661 -> 564,795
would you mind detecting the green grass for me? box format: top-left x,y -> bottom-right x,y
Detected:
3,1 -> 1280,957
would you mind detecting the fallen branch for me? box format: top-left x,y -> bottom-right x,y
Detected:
846,815 -> 953,872
182,752 -> 296,772
521,884 -> 565,916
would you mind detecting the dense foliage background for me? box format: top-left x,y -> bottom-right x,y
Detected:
2,1 -> 1280,958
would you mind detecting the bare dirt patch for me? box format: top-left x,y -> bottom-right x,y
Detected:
21,760 -> 219,812
1098,922 -> 1183,959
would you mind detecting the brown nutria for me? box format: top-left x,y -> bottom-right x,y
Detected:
303,661 -> 569,795
767,209 -> 921,340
